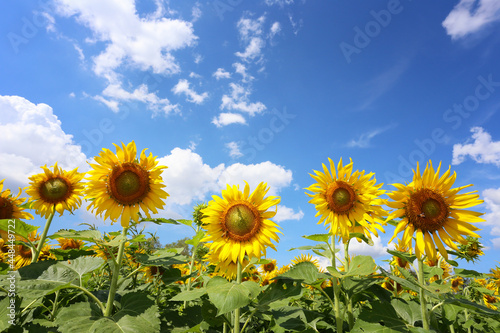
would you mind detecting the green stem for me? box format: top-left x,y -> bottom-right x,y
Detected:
465,309 -> 472,333
51,290 -> 59,321
234,259 -> 243,333
33,208 -> 55,263
223,322 -> 228,333
104,227 -> 128,317
241,308 -> 258,333
344,241 -> 354,330
417,258 -> 430,330
184,225 -> 201,308
331,236 -> 343,333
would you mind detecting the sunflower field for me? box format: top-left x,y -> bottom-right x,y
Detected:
1,141 -> 499,332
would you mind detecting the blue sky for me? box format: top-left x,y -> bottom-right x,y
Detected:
1,0 -> 500,273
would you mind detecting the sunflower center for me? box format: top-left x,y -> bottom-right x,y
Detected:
406,188 -> 449,233
40,178 -> 70,203
0,198 -> 14,219
108,163 -> 150,205
326,181 -> 356,214
263,262 -> 276,272
222,202 -> 261,241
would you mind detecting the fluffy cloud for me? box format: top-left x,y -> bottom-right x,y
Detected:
235,15 -> 266,62
158,148 -> 293,206
274,205 -> 304,222
0,95 -> 87,188
339,236 -> 393,259
226,141 -> 243,158
212,112 -> 247,127
171,79 -> 209,104
220,83 -> 266,116
213,68 -> 231,80
442,0 -> 500,39
483,187 -> 500,247
269,22 -> 281,39
52,0 -> 197,114
452,127 -> 500,166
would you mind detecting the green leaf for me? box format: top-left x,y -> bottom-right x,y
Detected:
280,262 -> 319,284
177,219 -> 193,227
348,232 -> 374,245
351,300 -> 408,333
258,279 -> 302,307
387,249 -> 417,265
0,219 -> 38,239
201,298 -> 225,327
184,230 -> 205,247
49,248 -> 95,260
170,289 -> 207,302
302,234 -> 331,243
48,229 -> 102,243
206,277 -> 256,315
55,292 -> 161,333
58,256 -> 105,279
139,216 -> 180,225
344,255 -> 377,277
454,268 -> 485,278
391,298 -> 421,326
343,276 -> 383,296
135,248 -> 188,266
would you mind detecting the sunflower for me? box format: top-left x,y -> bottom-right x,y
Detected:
205,248 -> 251,280
387,161 -> 484,261
488,265 -> 500,290
201,182 -> 281,265
390,239 -> 412,276
14,232 -> 55,269
85,141 -> 169,227
0,179 -> 33,220
424,254 -> 453,283
25,163 -> 84,218
451,276 -> 464,292
261,259 -> 277,273
57,238 -> 84,250
305,158 -> 387,242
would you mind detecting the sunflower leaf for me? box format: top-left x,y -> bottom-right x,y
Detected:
454,268 -> 486,278
206,277 -> 257,315
184,230 -> 205,247
386,249 -> 417,265
58,256 -> 105,279
344,255 -> 377,277
0,219 -> 38,240
55,292 -> 161,333
302,234 -> 331,243
258,279 -> 303,307
348,232 -> 374,246
48,229 -> 102,243
280,262 -> 319,284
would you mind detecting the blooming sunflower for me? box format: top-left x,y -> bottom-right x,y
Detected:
85,141 -> 169,227
305,158 -> 387,242
57,238 -> 84,250
387,161 -> 484,261
451,276 -> 464,292
25,163 -> 84,218
201,182 -> 281,265
14,232 -> 55,269
261,259 -> 277,273
0,179 -> 33,220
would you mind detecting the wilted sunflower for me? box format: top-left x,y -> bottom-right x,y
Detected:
85,141 -> 169,227
0,179 -> 33,220
202,182 -> 281,265
387,161 -> 484,261
305,158 -> 387,242
26,163 -> 84,218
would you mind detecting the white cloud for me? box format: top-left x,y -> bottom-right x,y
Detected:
274,205 -> 304,222
213,68 -> 231,80
157,148 -> 293,206
288,13 -> 303,35
265,0 -> 294,6
226,141 -> 243,158
172,79 -> 209,104
339,236 -> 392,259
101,83 -> 178,116
212,112 -> 247,127
235,15 -> 266,62
52,0 -> 197,114
442,0 -> 500,39
235,37 -> 265,62
347,124 -> 396,148
189,72 -> 201,79
192,3 -> 202,22
269,22 -> 281,39
492,237 -> 500,249
483,187 -> 500,237
233,62 -> 254,82
0,95 -> 87,188
452,127 -> 500,166
194,53 -> 203,64
220,83 -> 266,116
